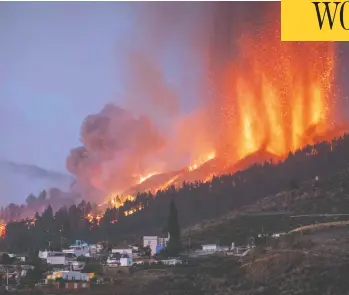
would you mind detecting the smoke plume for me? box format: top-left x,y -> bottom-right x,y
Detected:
67,104 -> 166,198
67,2 -> 346,202
66,2 -> 220,200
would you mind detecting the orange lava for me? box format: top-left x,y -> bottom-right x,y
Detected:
216,28 -> 338,164
99,30 -> 342,211
0,222 -> 6,239
188,152 -> 216,172
138,172 -> 158,184
85,27 -> 345,218
4,24 -> 345,230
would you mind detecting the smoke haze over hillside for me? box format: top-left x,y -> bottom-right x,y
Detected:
1,2 -> 349,207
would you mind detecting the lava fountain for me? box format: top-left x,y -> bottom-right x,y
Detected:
215,27 -> 339,164
100,32 -> 343,208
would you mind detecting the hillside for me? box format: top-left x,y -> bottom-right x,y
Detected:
72,167 -> 349,295
28,170 -> 349,295
107,165 -> 349,295
4,135 -> 349,253
138,225 -> 349,295
183,166 -> 349,247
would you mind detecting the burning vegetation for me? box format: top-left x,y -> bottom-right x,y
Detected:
92,33 -> 343,215
0,223 -> 6,239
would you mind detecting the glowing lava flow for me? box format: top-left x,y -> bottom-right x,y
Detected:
188,152 -> 216,172
139,172 -> 157,184
5,27 -> 344,234
0,222 -> 6,238
217,29 -> 338,163
153,174 -> 181,192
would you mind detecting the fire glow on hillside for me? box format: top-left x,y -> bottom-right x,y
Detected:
0,223 -> 6,239
188,152 -> 216,172
79,30 -> 345,227
99,36 -> 341,209
0,14 -> 346,238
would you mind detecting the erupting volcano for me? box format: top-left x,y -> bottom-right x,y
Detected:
1,3 -> 347,235
71,23 -> 345,218
216,36 -> 337,163
101,31 -> 344,208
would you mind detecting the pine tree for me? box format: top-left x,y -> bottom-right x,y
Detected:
166,199 -> 181,256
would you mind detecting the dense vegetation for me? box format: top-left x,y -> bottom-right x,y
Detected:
2,134 -> 349,253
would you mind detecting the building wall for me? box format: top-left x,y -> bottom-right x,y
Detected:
120,257 -> 133,266
158,236 -> 169,247
202,245 -> 218,251
38,251 -> 48,259
143,236 -> 158,256
47,256 -> 67,265
60,282 -> 90,289
63,247 -> 90,258
55,271 -> 90,281
111,249 -> 132,256
156,244 -> 165,254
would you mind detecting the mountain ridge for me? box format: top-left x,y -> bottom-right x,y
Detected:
0,160 -> 74,206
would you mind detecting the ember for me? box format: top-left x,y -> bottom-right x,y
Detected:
0,222 -> 6,238
216,30 -> 338,163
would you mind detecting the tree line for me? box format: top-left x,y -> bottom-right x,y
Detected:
1,134 -> 349,254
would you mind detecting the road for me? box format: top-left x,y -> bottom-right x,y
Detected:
288,220 -> 349,233
290,213 -> 349,218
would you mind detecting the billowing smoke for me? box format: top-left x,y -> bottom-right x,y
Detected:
67,2 -> 346,202
67,104 -> 166,199
2,2 -> 348,221
66,2 -> 221,200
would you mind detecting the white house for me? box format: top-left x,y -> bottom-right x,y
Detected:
38,250 -> 49,259
106,253 -> 120,267
46,252 -> 76,265
201,244 -> 230,252
158,234 -> 170,248
143,236 -> 158,256
62,240 -> 91,258
202,244 -> 218,252
47,271 -> 93,281
7,254 -> 27,262
143,233 -> 170,256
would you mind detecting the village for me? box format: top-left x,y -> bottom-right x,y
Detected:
0,229 -> 286,292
